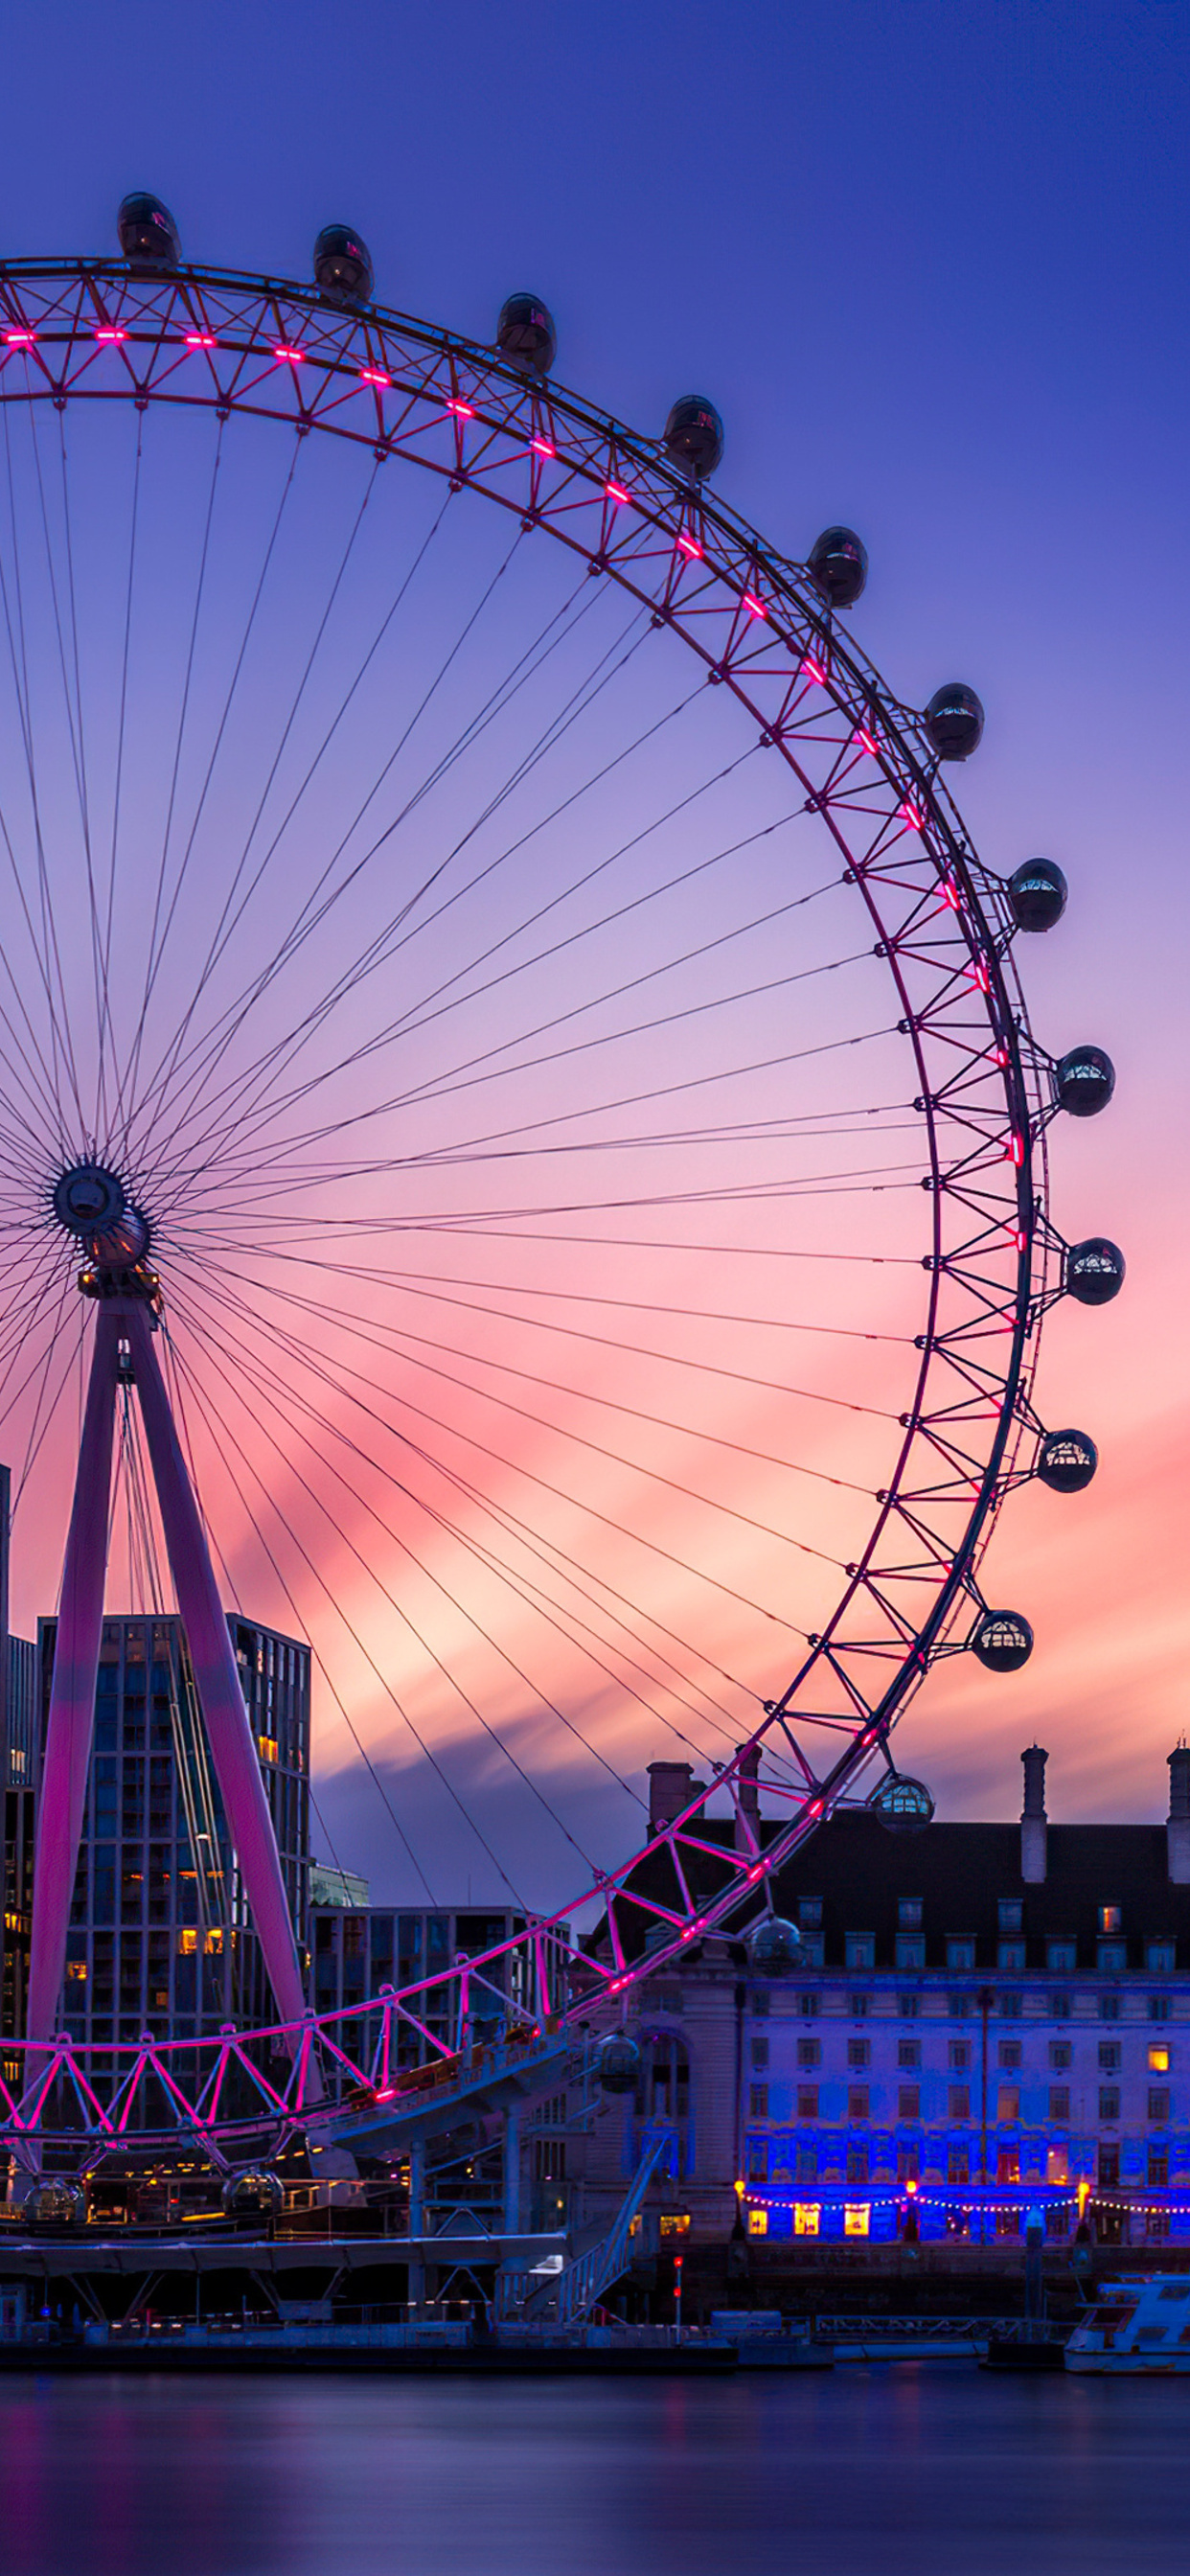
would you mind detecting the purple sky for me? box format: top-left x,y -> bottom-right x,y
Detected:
0,1 -> 1186,1898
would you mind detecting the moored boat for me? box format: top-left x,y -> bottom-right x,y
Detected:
1065,2277 -> 1190,2373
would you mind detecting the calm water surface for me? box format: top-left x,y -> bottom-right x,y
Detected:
1,2366 -> 1188,2575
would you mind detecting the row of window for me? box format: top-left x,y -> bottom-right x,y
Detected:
760,2038 -> 1174,2072
745,2142 -> 1177,2188
749,2082 -> 1175,2123
760,1991 -> 1177,2022
829,1936 -> 1175,1972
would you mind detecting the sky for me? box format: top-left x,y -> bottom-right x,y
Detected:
0,0 -> 1185,1899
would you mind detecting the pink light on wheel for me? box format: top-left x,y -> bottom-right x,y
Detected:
675,531 -> 702,559
5,329 -> 35,347
95,327 -> 127,344
530,435 -> 555,457
359,366 -> 390,387
899,798 -> 926,832
801,654 -> 828,684
743,591 -> 767,618
273,343 -> 305,363
605,479 -> 630,504
184,333 -> 217,350
447,397 -> 474,417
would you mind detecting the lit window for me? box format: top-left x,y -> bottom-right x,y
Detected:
65,1960 -> 87,1982
1099,1904 -> 1123,1934
1150,2046 -> 1171,2074
1046,2147 -> 1068,2183
658,2213 -> 690,2238
746,2207 -> 767,2237
793,2203 -> 819,2237
844,2204 -> 870,2237
176,1929 -> 197,1954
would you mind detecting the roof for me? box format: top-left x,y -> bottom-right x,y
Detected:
614,1812 -> 1190,1971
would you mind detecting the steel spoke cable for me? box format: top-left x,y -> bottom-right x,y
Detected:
135,587 -> 658,1184
158,956 -> 889,1210
128,502 -> 527,1156
144,530 -> 601,1115
165,1278 -> 636,1853
109,416 -> 227,1147
28,402 -> 108,1126
157,1313 -> 430,1901
167,1318 -> 528,1903
170,1276 -> 740,1774
115,434 -> 307,1133
0,403 -> 86,1137
217,1255 -> 904,1429
176,769 -> 823,1182
97,409 -> 146,1135
113,448 -> 389,1145
137,601 -> 672,1179
168,1254 -> 819,1629
166,1335 -> 441,1906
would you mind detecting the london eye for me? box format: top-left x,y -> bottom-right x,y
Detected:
0,196 -> 1117,2174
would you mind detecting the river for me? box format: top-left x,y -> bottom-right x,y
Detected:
1,2366 -> 1187,2574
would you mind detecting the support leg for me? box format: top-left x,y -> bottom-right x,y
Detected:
27,1310 -> 121,2041
126,1306 -> 307,2030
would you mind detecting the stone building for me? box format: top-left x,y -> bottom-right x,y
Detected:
576,1746 -> 1190,2251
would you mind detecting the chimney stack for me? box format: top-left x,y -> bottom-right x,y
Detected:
1168,1744 -> 1190,1885
647,1760 -> 706,1836
734,1744 -> 761,1853
1020,1744 -> 1048,1883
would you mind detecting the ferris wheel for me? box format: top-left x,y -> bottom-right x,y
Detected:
0,196 -> 1119,2169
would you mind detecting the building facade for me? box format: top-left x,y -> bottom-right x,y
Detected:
579,1747 -> 1190,2250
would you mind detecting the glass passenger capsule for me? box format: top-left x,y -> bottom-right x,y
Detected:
496,293 -> 557,378
807,526 -> 868,609
973,1609 -> 1035,1672
924,681 -> 985,761
595,2033 -> 642,2094
746,1917 -> 803,1975
1037,1428 -> 1099,1492
314,223 -> 375,307
1056,1045 -> 1115,1117
117,192 -> 181,269
1008,857 -> 1067,932
662,395 -> 724,480
1065,1237 -> 1126,1305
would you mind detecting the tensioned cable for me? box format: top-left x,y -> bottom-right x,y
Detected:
154,1315 -> 382,1903
165,1278 -> 631,1859
130,504 -> 528,1152
135,525 -> 606,1142
166,779 -> 828,1187
170,1276 -> 739,1775
97,409 -> 146,1137
135,584 -> 658,1181
173,1263 -> 748,1754
168,1322 -> 528,1903
28,402 -> 107,1133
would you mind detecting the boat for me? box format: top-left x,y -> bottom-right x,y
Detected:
1064,2277 -> 1190,2373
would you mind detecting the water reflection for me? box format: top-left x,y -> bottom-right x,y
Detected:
0,2368 -> 1186,2575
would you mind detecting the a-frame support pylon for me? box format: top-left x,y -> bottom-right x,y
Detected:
27,1297 -> 308,2042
